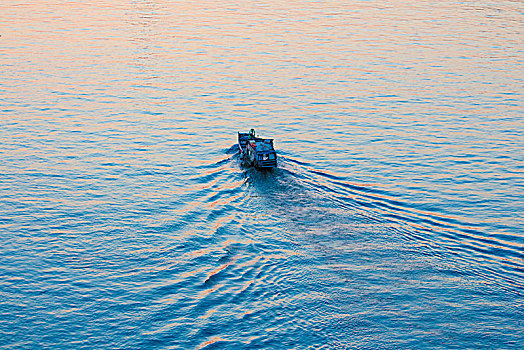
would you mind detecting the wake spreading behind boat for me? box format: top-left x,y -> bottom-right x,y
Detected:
238,129 -> 277,169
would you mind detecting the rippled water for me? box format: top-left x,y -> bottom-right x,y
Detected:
1,0 -> 523,348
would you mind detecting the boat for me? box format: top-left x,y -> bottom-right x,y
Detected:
238,129 -> 277,168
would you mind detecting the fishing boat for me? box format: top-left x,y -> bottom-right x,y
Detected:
238,129 -> 277,168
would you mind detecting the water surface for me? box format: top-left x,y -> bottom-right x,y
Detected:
1,0 -> 523,348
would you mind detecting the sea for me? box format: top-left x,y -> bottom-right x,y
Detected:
1,0 -> 523,349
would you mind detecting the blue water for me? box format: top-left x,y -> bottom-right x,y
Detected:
1,0 -> 523,348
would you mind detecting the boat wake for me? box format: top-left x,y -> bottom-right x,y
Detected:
235,152 -> 523,294
162,146 -> 523,350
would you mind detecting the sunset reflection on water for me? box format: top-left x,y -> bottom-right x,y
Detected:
1,0 -> 523,348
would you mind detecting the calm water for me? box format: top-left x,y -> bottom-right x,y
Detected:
1,0 -> 523,348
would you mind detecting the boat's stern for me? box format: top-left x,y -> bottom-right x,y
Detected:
255,151 -> 277,168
